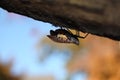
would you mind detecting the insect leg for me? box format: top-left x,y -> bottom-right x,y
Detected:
66,28 -> 73,34
77,33 -> 89,39
76,30 -> 79,36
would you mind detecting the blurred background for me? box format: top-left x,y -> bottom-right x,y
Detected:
0,8 -> 120,80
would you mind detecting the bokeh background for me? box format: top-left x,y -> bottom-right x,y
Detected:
0,8 -> 120,80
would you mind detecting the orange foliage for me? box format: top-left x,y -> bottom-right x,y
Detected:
67,35 -> 120,80
0,62 -> 20,80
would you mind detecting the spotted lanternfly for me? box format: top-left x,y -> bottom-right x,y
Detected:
47,29 -> 89,45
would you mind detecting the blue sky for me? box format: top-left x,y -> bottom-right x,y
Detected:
0,8 -> 86,80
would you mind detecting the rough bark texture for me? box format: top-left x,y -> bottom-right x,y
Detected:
0,0 -> 120,40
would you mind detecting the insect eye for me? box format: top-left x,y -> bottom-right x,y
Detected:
50,30 -> 57,36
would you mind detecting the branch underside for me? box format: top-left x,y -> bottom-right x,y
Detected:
0,0 -> 120,40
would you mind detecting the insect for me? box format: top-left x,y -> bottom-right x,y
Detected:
47,28 -> 89,45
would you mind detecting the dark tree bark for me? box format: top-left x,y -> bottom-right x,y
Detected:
0,0 -> 120,40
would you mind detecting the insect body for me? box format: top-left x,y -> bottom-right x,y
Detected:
47,29 -> 79,45
47,29 -> 89,45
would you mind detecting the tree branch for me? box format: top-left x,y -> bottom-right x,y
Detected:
0,0 -> 120,40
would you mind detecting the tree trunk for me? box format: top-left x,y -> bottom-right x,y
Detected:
0,0 -> 120,40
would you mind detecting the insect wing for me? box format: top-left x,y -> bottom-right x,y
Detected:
71,37 -> 79,45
